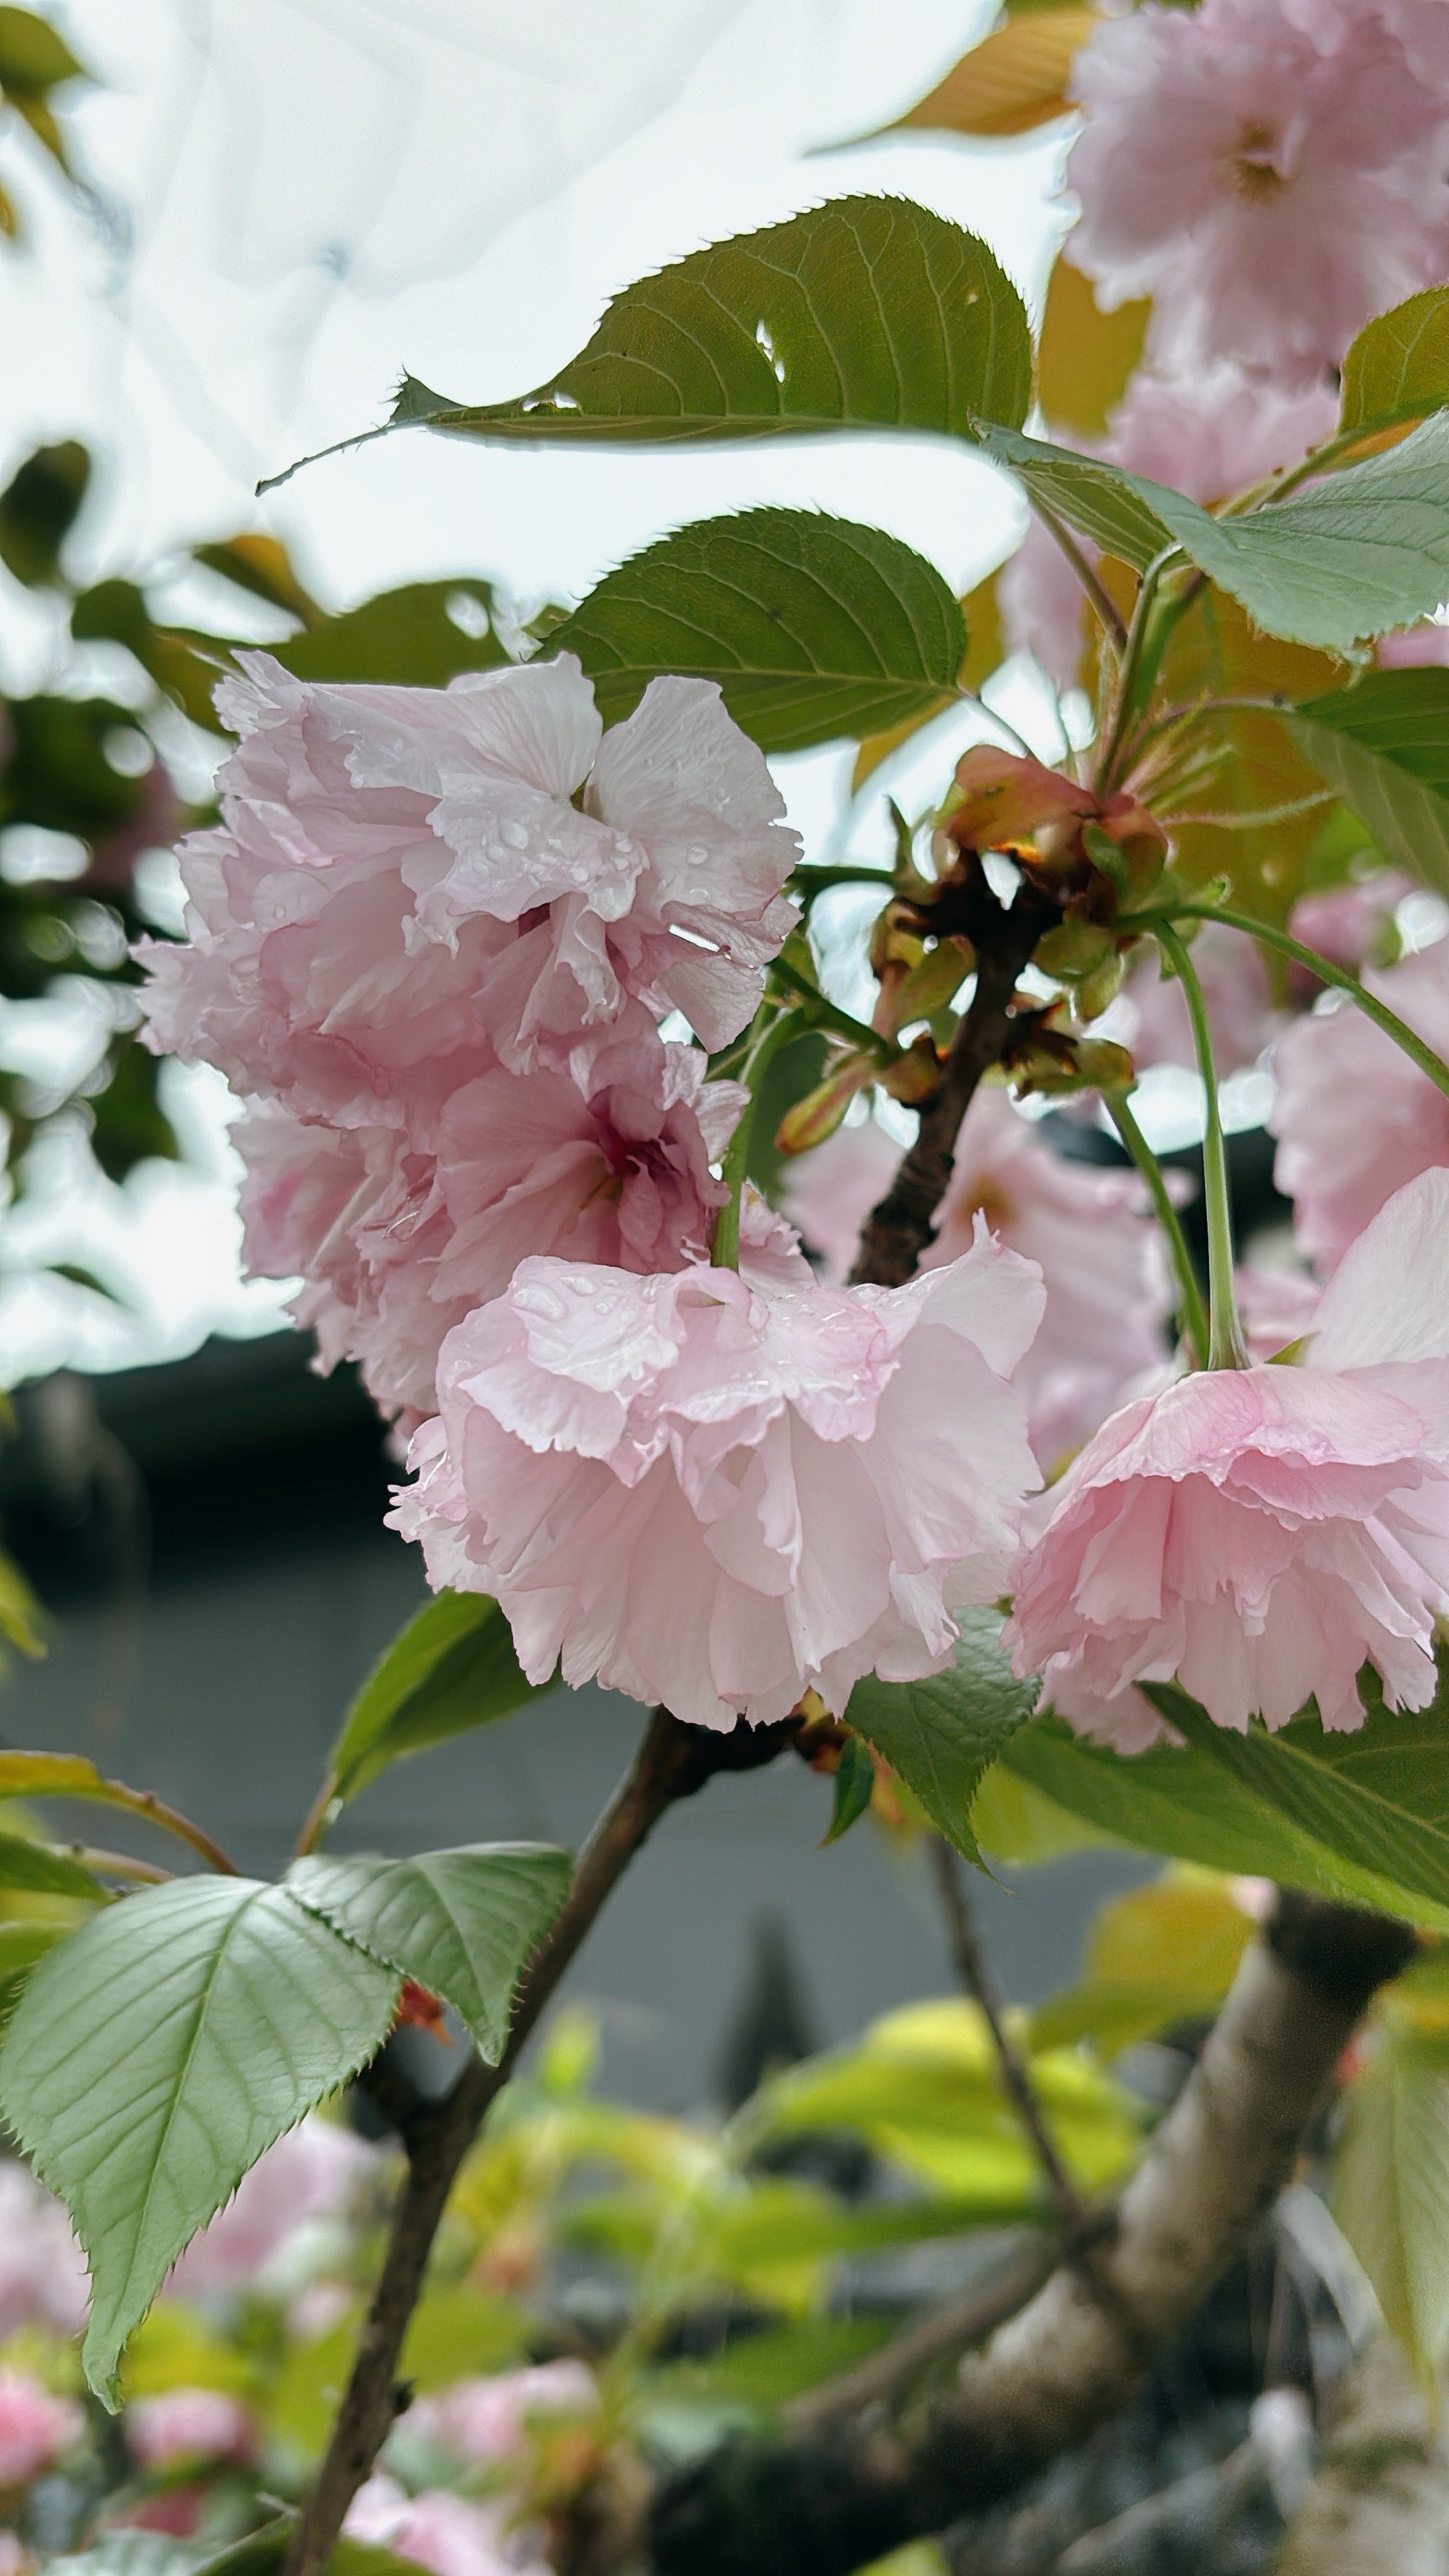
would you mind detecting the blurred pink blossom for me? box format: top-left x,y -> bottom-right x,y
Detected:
392,1219 -> 1044,1730
1121,923 -> 1277,1075
345,2476 -> 549,2576
1234,1264 -> 1320,1364
410,2364 -> 596,2468
1378,622 -> 1449,669
0,2371 -> 82,2488
0,2163 -> 88,2342
1005,1169 -> 1449,1748
166,2117 -> 375,2297
127,2389 -> 256,2472
1288,874 -> 1411,972
140,655 -> 796,1126
236,1010 -> 742,1430
998,516 -> 1094,694
1067,0 -> 1449,388
1269,941 -> 1449,1271
781,1093 -> 1172,1466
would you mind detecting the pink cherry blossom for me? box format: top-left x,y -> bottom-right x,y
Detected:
127,2389 -> 257,2472
0,2371 -> 82,2488
782,1091 -> 1172,1466
391,1219 -> 1044,1730
0,2162 -> 89,2340
345,2476 -> 549,2576
1105,363 -> 1337,503
139,652 -> 797,1122
1067,0 -> 1449,389
236,1011 -> 743,1431
410,2363 -> 596,2468
1269,940 -> 1449,1271
166,2117 -> 376,2296
1121,922 -> 1277,1076
1005,1169 -> 1449,1749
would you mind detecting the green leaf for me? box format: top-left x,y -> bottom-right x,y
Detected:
287,1843 -> 571,2063
327,1591 -> 550,1807
0,7 -> 86,93
646,2316 -> 892,2411
1155,1683 -> 1449,1923
1333,2029 -> 1449,2383
0,1878 -> 399,2403
0,1826 -> 104,1901
0,1919 -> 68,2029
1286,669 -> 1449,895
1339,287 -> 1449,444
978,412 -> 1449,649
399,2282 -> 528,2391
267,199 -> 1031,483
192,534 -> 321,626
548,507 -> 966,753
822,1735 -> 875,1845
275,580 -> 509,688
0,440 -> 89,587
1001,1714 -> 1449,1927
846,1609 -> 1038,1865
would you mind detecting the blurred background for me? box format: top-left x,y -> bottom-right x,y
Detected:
0,0 -> 1162,2107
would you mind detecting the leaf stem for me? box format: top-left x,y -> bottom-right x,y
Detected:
88,1781 -> 240,1877
1032,500 -> 1129,653
1155,923 -> 1245,1370
1165,901 -> 1449,1104
1103,1093 -> 1208,1367
711,1006 -> 805,1272
69,1843 -> 171,1887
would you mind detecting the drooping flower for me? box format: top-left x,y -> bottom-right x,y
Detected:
391,1217 -> 1044,1731
236,1011 -> 743,1430
166,2117 -> 376,2296
139,652 -> 798,1123
1067,0 -> 1449,388
1269,938 -> 1449,1271
127,2389 -> 257,2472
782,1091 -> 1172,1466
1005,1168 -> 1449,1749
0,2370 -> 82,2489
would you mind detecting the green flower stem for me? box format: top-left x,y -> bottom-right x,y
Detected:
1168,900 -> 1449,1104
711,1006 -> 805,1272
1155,922 -> 1246,1372
1103,1091 -> 1209,1369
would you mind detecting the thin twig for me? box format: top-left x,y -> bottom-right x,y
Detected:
930,1838 -> 1086,2232
282,1705 -> 799,2576
1032,501 -> 1128,654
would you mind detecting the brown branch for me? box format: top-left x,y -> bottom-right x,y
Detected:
848,884 -> 1055,1289
282,1706 -> 799,2576
929,1838 -> 1085,2233
647,1895 -> 1416,2576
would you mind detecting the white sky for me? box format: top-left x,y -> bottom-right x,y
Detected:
0,0 -> 1080,1380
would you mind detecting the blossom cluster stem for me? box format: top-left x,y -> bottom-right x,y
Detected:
1103,1092 -> 1209,1367
1155,923 -> 1245,1370
281,1706 -> 801,2576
